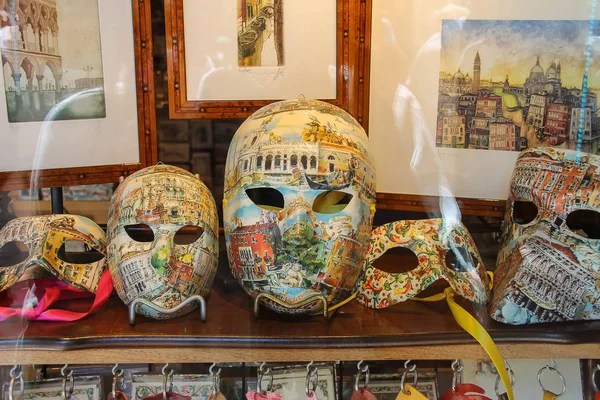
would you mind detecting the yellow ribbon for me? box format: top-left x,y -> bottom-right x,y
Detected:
330,272 -> 514,400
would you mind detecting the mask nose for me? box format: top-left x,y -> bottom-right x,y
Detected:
150,234 -> 173,272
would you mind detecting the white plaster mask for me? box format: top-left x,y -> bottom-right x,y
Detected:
107,165 -> 219,319
223,98 -> 376,315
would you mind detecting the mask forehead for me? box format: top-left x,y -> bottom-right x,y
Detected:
109,165 -> 219,237
493,147 -> 600,324
0,215 -> 107,293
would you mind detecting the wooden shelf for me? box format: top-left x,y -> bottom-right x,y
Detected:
1,254 -> 599,364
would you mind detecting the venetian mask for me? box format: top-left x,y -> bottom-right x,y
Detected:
0,215 -> 107,293
107,164 -> 219,319
355,219 -> 490,309
491,147 -> 600,324
223,98 -> 376,314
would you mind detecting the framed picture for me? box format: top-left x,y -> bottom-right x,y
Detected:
164,0 -> 371,125
191,120 -> 213,149
368,0 -> 596,216
159,142 -> 190,163
341,372 -> 438,400
131,374 -> 212,400
2,376 -> 103,400
0,0 -> 157,190
158,119 -> 190,142
191,151 -> 212,185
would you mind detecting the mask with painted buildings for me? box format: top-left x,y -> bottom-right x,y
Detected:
223,98 -> 376,315
107,165 -> 219,319
355,218 -> 490,309
0,215 -> 107,293
491,147 -> 600,324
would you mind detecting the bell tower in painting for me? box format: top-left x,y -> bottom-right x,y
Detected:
472,50 -> 481,92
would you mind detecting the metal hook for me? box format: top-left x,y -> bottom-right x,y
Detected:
209,363 -> 222,398
257,366 -> 273,394
305,363 -> 319,397
354,362 -> 370,392
8,366 -> 24,400
112,363 -> 124,400
451,360 -> 463,392
401,360 -> 418,395
162,364 -> 174,400
495,361 -> 516,397
551,359 -> 558,370
538,363 -> 566,397
61,366 -> 74,400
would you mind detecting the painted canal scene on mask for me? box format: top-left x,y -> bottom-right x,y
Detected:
237,0 -> 284,67
223,99 -> 376,313
492,147 -> 600,324
107,165 -> 219,319
437,20 -> 600,153
0,0 -> 106,122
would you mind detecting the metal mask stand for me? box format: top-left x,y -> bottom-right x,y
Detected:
253,292 -> 331,321
129,295 -> 207,325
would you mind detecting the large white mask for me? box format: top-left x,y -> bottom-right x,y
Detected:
223,98 -> 376,315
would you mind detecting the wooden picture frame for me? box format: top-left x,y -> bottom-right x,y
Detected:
0,0 -> 157,190
164,0 -> 371,126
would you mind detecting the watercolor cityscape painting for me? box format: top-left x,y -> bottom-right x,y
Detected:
436,20 -> 600,153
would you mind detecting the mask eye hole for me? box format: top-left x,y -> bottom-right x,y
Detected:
57,241 -> 104,264
445,247 -> 478,273
512,199 -> 538,225
312,191 -> 353,214
246,188 -> 284,211
373,247 -> 419,274
174,225 -> 205,245
124,224 -> 155,242
0,241 -> 29,267
566,210 -> 600,240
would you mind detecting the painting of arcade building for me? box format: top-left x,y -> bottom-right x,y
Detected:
1,0 -> 106,122
225,115 -> 376,202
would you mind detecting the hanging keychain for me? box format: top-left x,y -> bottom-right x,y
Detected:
537,360 -> 566,400
7,365 -> 24,400
107,364 -> 127,400
61,365 -> 75,400
494,362 -> 515,400
395,360 -> 427,400
350,361 -> 376,400
208,363 -> 227,400
246,363 -> 282,400
440,360 -> 492,400
139,364 -> 191,400
305,362 -> 319,400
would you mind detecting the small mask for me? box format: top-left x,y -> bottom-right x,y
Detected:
492,147 -> 600,324
0,215 -> 107,293
356,219 -> 489,309
107,165 -> 219,319
224,98 -> 376,314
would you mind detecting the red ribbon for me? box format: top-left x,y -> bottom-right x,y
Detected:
0,269 -> 113,321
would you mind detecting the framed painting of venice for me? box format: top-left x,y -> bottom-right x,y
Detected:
0,0 -> 157,190
164,0 -> 371,126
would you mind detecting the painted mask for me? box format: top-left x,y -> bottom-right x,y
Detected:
224,98 -> 376,314
107,165 -> 219,319
0,215 -> 107,293
491,147 -> 600,324
355,219 -> 490,309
